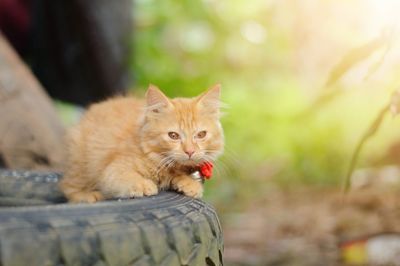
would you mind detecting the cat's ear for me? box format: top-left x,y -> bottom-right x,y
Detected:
145,84 -> 172,113
196,84 -> 221,115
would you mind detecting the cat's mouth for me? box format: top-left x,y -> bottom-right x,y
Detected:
160,152 -> 213,167
178,159 -> 200,167
181,158 -> 215,170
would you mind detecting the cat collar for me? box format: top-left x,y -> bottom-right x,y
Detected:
199,162 -> 213,179
191,162 -> 213,182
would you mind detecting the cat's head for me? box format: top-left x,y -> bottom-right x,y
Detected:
140,84 -> 224,168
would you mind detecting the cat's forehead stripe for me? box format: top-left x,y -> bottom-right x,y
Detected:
172,99 -> 198,132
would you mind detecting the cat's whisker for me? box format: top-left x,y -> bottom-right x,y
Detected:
165,159 -> 176,170
152,156 -> 174,177
203,154 -> 230,177
154,156 -> 174,175
156,156 -> 172,168
217,162 -> 230,177
212,162 -> 229,178
160,157 -> 177,171
205,149 -> 242,170
222,148 -> 242,166
154,158 -> 176,177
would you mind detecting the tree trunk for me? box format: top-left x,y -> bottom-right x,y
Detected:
0,33 -> 65,170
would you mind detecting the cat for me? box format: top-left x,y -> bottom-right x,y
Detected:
60,84 -> 224,203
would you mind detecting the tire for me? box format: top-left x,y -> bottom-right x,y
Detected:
0,169 -> 224,266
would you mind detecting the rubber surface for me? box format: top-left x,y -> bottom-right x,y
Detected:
0,169 -> 224,266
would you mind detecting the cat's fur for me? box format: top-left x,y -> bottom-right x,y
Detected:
60,84 -> 224,203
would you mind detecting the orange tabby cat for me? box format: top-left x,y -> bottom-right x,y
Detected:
60,84 -> 224,203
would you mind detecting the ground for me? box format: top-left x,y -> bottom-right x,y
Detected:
222,186 -> 400,266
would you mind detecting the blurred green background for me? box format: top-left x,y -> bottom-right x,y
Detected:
42,1 -> 400,264
130,0 -> 400,206
3,0 -> 400,264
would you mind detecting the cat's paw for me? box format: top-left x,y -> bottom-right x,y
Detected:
128,178 -> 158,197
69,191 -> 104,203
173,177 -> 203,198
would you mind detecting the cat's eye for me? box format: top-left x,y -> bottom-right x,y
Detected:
197,131 -> 207,139
168,132 -> 180,140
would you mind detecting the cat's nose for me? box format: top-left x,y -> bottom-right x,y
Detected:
184,150 -> 195,158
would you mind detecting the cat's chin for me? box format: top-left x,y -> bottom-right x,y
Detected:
178,160 -> 202,167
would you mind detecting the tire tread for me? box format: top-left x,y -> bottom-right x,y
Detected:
0,170 -> 223,266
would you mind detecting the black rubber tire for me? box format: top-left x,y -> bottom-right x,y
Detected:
0,169 -> 224,266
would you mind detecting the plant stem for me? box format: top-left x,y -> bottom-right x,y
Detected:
343,104 -> 390,193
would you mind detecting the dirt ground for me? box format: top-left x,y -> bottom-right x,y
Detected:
221,186 -> 400,266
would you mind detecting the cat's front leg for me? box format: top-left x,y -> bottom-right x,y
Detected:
171,175 -> 203,198
100,159 -> 158,198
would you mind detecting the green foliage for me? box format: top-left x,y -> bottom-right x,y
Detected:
131,0 -> 400,200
